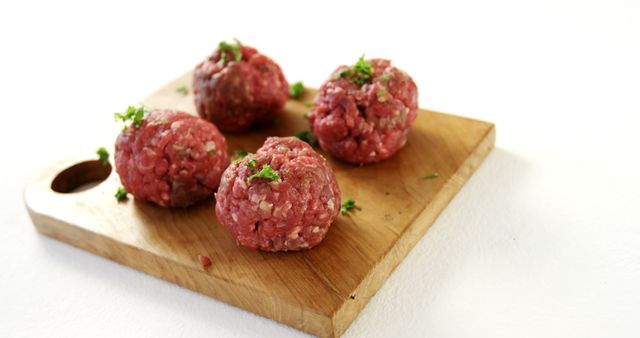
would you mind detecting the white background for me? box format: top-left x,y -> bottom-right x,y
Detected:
2,0 -> 639,337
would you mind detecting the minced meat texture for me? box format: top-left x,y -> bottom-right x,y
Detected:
193,44 -> 289,132
215,137 -> 341,251
115,109 -> 229,207
309,58 -> 418,165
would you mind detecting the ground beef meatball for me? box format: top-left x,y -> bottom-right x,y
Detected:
115,109 -> 229,207
309,58 -> 418,165
215,137 -> 341,251
193,41 -> 289,132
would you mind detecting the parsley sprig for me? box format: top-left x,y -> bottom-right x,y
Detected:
218,38 -> 242,64
247,164 -> 279,184
340,197 -> 357,215
114,105 -> 147,130
338,55 -> 373,86
353,55 -> 372,79
290,81 -> 305,99
96,147 -> 109,166
115,186 -> 128,201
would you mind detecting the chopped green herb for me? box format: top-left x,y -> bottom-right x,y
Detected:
176,85 -> 189,95
354,55 -> 372,77
290,81 -> 305,99
294,130 -> 318,146
246,159 -> 256,167
338,69 -> 351,79
337,55 -> 373,86
380,75 -> 390,82
247,164 -> 279,184
208,149 -> 215,156
96,147 -> 109,166
218,38 -> 242,64
376,88 -> 387,98
304,101 -> 313,108
115,186 -> 128,201
340,197 -> 356,215
114,105 -> 147,130
350,55 -> 373,85
421,172 -> 439,180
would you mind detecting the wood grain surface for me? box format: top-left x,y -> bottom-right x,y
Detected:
25,71 -> 495,337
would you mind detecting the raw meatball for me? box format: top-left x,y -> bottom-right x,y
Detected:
193,41 -> 289,132
215,137 -> 341,251
309,58 -> 418,165
115,109 -> 229,207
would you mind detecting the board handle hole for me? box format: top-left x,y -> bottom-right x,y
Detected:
51,160 -> 112,193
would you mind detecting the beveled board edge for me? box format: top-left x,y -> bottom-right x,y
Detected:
24,117 -> 496,338
24,196 -> 334,336
329,123 -> 495,337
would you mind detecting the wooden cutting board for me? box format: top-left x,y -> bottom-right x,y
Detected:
25,70 -> 495,337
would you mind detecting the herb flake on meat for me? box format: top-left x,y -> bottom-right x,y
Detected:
290,81 -> 305,99
351,55 -> 373,85
114,105 -> 147,130
115,186 -> 128,201
340,197 -> 357,215
337,55 -> 374,86
338,69 -> 351,78
354,55 -> 372,77
376,88 -> 388,102
218,38 -> 242,64
247,164 -> 279,184
246,159 -> 256,167
96,147 -> 109,166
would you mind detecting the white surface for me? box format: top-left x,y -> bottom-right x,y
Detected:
1,0 -> 639,337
